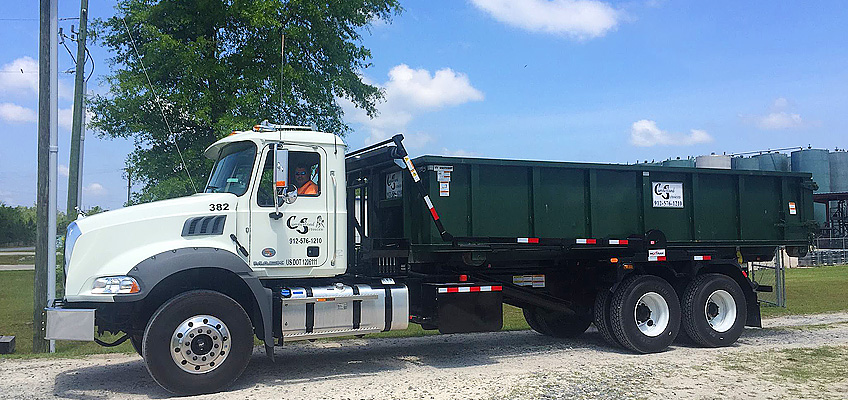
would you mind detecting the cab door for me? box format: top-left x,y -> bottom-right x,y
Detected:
248,144 -> 329,276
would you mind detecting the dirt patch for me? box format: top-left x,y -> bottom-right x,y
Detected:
2,312 -> 848,399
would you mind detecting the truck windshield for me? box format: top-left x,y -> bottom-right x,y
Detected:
205,141 -> 257,196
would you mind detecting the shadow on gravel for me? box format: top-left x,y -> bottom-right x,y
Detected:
50,327 -> 795,397
52,357 -> 171,399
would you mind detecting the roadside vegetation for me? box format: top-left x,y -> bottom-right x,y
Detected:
2,264 -> 847,358
723,345 -> 848,399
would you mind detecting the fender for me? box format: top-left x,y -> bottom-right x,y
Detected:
118,247 -> 275,360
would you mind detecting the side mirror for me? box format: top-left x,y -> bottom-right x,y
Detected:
273,145 -> 290,206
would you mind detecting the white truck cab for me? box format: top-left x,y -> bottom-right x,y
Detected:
49,124 -> 407,395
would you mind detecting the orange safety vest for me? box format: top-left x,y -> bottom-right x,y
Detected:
297,180 -> 319,195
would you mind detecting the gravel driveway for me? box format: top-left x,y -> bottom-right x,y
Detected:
2,312 -> 848,400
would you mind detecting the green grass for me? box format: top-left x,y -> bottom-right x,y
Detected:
724,345 -> 848,397
760,264 -> 848,317
0,270 -> 134,359
0,254 -> 34,265
2,265 -> 846,358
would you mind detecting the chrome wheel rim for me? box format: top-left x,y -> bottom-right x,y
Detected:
634,292 -> 670,337
170,315 -> 231,374
705,290 -> 736,333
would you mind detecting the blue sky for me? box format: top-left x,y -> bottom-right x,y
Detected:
1,1 -> 846,209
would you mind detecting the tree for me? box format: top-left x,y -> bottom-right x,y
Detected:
90,0 -> 400,203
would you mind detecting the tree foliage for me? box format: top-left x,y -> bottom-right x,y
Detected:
90,0 -> 400,203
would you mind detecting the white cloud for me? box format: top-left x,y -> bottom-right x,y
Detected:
630,120 -> 713,147
772,97 -> 789,109
0,103 -> 74,130
58,164 -> 69,177
439,148 -> 479,157
755,112 -> 804,130
741,97 -> 808,131
0,57 -> 38,94
470,0 -> 621,39
341,64 -> 483,148
0,102 -> 36,123
59,107 -> 74,130
83,183 -> 106,196
0,56 -> 73,99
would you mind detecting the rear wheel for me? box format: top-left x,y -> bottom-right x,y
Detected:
610,275 -> 681,353
523,307 -> 552,335
527,307 -> 592,338
142,290 -> 254,395
682,274 -> 747,347
593,288 -> 620,346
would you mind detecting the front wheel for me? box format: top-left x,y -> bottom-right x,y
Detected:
610,275 -> 681,353
682,274 -> 747,347
142,290 -> 254,395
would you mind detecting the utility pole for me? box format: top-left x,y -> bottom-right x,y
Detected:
125,167 -> 132,206
67,0 -> 89,218
34,0 -> 57,354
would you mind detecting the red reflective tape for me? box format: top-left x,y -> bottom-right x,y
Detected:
704,255 -> 712,260
658,256 -> 667,261
492,285 -> 503,291
470,286 -> 481,292
429,208 -> 439,221
620,239 -> 629,245
587,239 -> 596,244
528,238 -> 539,244
447,287 -> 458,293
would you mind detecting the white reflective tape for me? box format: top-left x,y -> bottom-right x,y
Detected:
424,195 -> 434,209
694,255 -> 704,261
438,288 -> 447,293
458,287 -> 470,293
517,238 -> 529,243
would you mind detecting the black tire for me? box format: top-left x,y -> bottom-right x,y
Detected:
529,308 -> 592,338
610,275 -> 681,353
682,274 -> 747,348
142,290 -> 254,395
523,307 -> 552,335
130,334 -> 143,357
593,288 -> 620,346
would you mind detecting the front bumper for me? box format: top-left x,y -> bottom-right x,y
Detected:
45,300 -> 95,341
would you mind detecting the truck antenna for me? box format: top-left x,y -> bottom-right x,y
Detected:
121,18 -> 197,193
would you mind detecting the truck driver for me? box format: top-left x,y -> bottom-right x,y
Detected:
295,164 -> 319,195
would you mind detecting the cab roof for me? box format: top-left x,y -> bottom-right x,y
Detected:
204,128 -> 346,160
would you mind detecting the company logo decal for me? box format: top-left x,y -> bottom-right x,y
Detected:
262,248 -> 276,257
286,215 -> 326,235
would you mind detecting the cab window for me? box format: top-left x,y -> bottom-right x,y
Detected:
257,150 -> 321,207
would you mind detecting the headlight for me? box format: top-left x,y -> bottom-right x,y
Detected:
91,276 -> 140,294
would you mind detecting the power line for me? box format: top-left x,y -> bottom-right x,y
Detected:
120,17 -> 197,193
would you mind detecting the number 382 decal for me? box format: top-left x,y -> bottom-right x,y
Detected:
209,203 -> 230,211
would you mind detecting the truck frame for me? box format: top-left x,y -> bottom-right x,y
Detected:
46,124 -> 815,394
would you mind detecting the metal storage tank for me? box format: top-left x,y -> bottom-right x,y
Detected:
831,151 -> 848,193
696,154 -> 731,169
662,157 -> 695,168
731,157 -> 760,171
792,148 -> 831,226
755,153 -> 791,172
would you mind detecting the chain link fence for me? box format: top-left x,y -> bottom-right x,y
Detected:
749,246 -> 786,307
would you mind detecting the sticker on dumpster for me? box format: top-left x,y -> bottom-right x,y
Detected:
648,249 -> 666,261
439,182 -> 450,197
652,182 -> 684,208
788,202 -> 797,215
386,171 -> 402,199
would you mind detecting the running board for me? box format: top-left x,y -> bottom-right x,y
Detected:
283,327 -> 384,341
